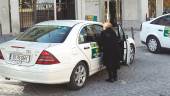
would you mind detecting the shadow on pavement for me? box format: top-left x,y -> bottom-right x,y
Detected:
160,48 -> 170,55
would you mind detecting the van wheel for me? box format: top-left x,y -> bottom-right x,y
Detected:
67,62 -> 87,90
146,36 -> 161,53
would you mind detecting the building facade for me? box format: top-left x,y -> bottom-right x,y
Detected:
0,0 -> 165,35
122,0 -> 163,30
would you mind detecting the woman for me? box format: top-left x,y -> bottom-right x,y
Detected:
100,22 -> 120,83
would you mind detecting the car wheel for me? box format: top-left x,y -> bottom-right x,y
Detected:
129,44 -> 135,64
67,62 -> 87,90
146,36 -> 161,53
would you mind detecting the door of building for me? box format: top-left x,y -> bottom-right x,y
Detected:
104,0 -> 122,26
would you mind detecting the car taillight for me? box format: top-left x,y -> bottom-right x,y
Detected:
36,50 -> 60,65
0,50 -> 4,60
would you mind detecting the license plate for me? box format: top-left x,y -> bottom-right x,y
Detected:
9,53 -> 30,63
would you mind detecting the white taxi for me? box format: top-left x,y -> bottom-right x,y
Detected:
140,14 -> 170,53
0,20 -> 135,90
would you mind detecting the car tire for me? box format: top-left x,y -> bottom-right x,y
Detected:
67,62 -> 87,90
146,36 -> 161,53
129,44 -> 135,64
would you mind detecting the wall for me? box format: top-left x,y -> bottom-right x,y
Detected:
122,0 -> 138,20
76,0 -> 86,20
0,0 -> 11,34
140,0 -> 148,22
0,0 -> 164,34
85,0 -> 100,21
156,0 -> 163,17
10,0 -> 20,35
122,0 -> 149,30
99,0 -> 105,22
76,0 -> 103,22
122,0 -> 140,30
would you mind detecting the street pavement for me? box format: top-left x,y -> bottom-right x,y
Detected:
1,31 -> 170,96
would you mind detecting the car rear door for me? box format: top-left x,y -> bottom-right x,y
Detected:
78,24 -> 103,73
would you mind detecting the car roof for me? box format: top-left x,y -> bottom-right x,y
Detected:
156,13 -> 170,19
36,20 -> 102,27
150,13 -> 170,22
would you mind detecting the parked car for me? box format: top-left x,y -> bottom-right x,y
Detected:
140,14 -> 170,53
0,20 -> 135,90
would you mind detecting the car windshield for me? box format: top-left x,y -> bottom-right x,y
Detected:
16,25 -> 71,43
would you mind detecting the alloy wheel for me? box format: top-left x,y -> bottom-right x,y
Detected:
73,64 -> 87,87
148,39 -> 158,52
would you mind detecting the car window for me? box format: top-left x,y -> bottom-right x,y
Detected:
93,24 -> 103,44
118,25 -> 126,40
16,25 -> 71,43
79,25 -> 95,43
151,15 -> 170,26
93,24 -> 103,35
113,25 -> 125,40
79,24 -> 102,44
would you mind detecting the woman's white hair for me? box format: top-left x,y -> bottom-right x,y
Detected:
103,22 -> 113,30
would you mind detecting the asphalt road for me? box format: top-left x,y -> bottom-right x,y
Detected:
1,32 -> 170,96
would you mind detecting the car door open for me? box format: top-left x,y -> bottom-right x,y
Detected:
116,24 -> 128,65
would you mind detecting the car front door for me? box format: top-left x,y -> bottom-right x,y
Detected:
78,24 -> 103,74
115,25 -> 128,65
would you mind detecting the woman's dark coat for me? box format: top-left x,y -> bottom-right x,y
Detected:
99,28 -> 120,69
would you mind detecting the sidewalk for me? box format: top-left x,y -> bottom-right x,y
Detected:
125,30 -> 142,47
